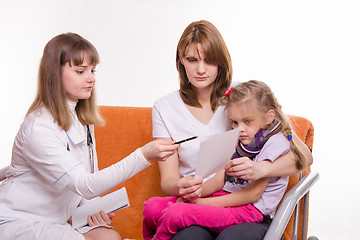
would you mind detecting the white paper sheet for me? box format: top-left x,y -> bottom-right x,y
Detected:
195,128 -> 240,178
72,187 -> 130,229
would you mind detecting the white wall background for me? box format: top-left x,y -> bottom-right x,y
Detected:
1,0 -> 359,239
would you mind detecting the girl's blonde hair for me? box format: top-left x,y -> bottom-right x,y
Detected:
220,80 -> 307,170
27,32 -> 104,131
176,20 -> 232,111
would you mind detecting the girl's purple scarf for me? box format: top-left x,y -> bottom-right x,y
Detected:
225,121 -> 282,184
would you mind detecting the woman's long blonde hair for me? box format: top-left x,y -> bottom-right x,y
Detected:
176,20 -> 232,111
221,80 -> 307,170
27,33 -> 104,131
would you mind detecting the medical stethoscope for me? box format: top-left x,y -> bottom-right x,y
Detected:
86,125 -> 94,173
66,125 -> 94,173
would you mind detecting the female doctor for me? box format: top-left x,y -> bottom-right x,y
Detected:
0,33 -> 178,240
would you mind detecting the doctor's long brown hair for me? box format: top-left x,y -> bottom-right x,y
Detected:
27,33 -> 104,131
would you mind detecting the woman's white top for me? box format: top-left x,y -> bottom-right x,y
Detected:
0,102 -> 150,225
152,90 -> 228,180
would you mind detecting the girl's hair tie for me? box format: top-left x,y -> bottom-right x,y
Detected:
287,134 -> 293,141
225,87 -> 233,96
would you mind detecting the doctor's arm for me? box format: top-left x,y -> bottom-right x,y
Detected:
70,139 -> 178,200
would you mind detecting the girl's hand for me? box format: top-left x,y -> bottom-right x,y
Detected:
176,196 -> 207,205
225,157 -> 264,181
141,139 -> 179,161
87,210 -> 115,227
176,196 -> 188,203
177,176 -> 203,202
191,197 -> 207,205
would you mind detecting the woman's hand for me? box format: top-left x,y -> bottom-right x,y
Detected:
87,210 -> 115,227
177,176 -> 203,202
141,138 -> 179,161
225,157 -> 265,181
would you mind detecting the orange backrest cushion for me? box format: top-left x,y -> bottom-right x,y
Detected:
283,115 -> 314,240
95,106 -> 163,239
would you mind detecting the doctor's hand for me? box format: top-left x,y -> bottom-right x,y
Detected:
177,176 -> 203,202
87,210 -> 115,227
141,139 -> 179,161
225,157 -> 264,181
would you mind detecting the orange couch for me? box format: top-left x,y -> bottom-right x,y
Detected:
94,106 -> 314,240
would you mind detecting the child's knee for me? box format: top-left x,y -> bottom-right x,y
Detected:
143,197 -> 159,215
162,202 -> 187,220
143,197 -> 174,220
143,200 -> 159,222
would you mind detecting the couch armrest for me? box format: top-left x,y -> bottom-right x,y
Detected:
263,171 -> 320,240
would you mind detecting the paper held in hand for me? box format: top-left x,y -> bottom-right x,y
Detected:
195,128 -> 240,178
72,187 -> 130,229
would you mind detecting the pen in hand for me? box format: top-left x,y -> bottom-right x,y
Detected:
174,136 -> 198,144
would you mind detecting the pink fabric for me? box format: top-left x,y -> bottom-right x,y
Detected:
142,190 -> 263,240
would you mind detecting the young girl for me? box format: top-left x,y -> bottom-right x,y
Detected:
148,20 -> 312,240
143,80 -> 307,240
0,33 -> 178,240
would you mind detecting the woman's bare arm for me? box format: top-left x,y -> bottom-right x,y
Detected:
157,138 -> 203,200
157,149 -> 182,196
